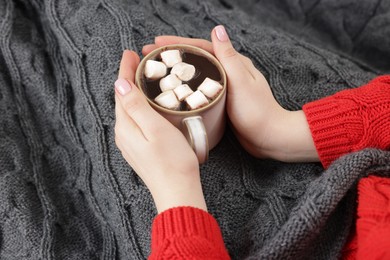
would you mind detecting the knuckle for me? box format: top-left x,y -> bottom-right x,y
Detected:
124,97 -> 143,117
200,40 -> 213,51
114,122 -> 126,144
114,126 -> 122,142
114,120 -> 121,133
114,135 -> 120,146
222,47 -> 237,59
114,133 -> 122,149
243,56 -> 254,66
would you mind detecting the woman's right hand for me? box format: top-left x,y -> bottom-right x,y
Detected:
143,26 -> 319,162
114,50 -> 207,213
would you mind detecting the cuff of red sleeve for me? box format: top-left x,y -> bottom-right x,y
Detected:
151,206 -> 227,253
303,95 -> 361,168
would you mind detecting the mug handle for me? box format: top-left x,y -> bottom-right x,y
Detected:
182,116 -> 209,164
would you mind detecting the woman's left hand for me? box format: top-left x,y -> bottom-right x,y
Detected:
114,50 -> 207,213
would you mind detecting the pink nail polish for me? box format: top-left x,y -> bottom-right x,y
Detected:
215,25 -> 229,42
115,78 -> 132,95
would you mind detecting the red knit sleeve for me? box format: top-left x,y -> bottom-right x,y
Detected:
355,176 -> 390,260
303,75 -> 390,168
149,206 -> 230,260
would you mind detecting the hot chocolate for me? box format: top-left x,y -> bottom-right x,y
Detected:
141,51 -> 223,111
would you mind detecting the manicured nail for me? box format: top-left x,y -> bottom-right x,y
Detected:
115,78 -> 132,95
215,25 -> 229,42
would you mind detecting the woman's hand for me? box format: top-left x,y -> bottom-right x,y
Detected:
114,50 -> 207,213
143,26 -> 319,162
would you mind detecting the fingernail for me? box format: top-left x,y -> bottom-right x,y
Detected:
215,25 -> 229,42
115,78 -> 132,95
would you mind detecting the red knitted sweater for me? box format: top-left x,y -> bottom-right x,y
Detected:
149,76 -> 390,260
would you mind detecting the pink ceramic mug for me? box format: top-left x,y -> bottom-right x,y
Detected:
135,44 -> 227,163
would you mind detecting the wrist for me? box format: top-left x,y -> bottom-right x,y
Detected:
281,110 -> 319,162
263,109 -> 319,162
149,172 -> 207,213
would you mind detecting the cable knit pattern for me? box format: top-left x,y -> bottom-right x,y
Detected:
0,0 -> 390,259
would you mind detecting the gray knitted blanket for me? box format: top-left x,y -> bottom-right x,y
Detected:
1,0 -> 389,259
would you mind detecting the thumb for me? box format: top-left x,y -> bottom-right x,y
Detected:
115,78 -> 165,139
211,25 -> 252,91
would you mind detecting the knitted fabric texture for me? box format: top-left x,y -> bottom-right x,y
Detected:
150,207 -> 230,259
303,75 -> 390,168
351,176 -> 390,260
0,0 -> 390,259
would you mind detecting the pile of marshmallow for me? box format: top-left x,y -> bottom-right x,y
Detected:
144,49 -> 223,110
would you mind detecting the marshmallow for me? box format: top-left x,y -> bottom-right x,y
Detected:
171,62 -> 196,81
159,74 -> 182,92
160,50 -> 182,68
198,77 -> 223,99
144,60 -> 167,80
185,90 -> 209,110
173,84 -> 194,101
154,90 -> 180,110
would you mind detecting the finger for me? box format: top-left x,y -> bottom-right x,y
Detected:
211,25 -> 256,93
154,36 -> 214,54
114,78 -> 167,140
114,94 -> 147,171
114,94 -> 145,145
115,50 -> 143,141
142,44 -> 158,56
118,50 -> 140,82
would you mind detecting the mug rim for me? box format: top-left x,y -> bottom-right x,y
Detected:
135,44 -> 227,116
